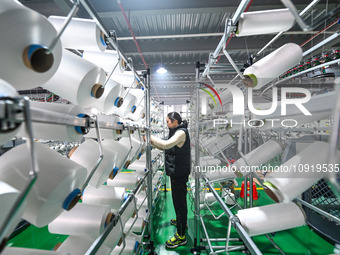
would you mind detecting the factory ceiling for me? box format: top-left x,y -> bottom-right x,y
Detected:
20,0 -> 340,105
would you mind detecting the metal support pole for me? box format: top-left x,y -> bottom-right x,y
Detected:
243,89 -> 249,208
231,0 -> 251,25
194,61 -> 201,253
144,69 -> 156,254
49,0 -> 80,51
295,198 -> 340,224
249,175 -> 254,208
85,174 -> 147,255
302,32 -> 340,57
201,175 -> 262,255
243,175 -> 248,209
0,98 -> 38,250
79,0 -> 145,89
261,58 -> 340,96
281,0 -> 311,31
245,93 -> 254,208
162,102 -> 167,194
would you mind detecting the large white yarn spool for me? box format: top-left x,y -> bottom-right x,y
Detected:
236,9 -> 295,37
2,247 -> 70,255
48,203 -> 111,238
124,217 -> 145,234
129,88 -> 144,102
235,139 -> 284,175
119,137 -> 142,163
18,102 -> 88,142
206,140 -> 283,181
82,185 -> 125,210
82,50 -> 118,72
204,165 -> 237,181
243,43 -> 302,90
48,16 -> 107,52
139,143 -> 146,157
236,202 -> 305,236
128,160 -> 147,172
0,79 -> 21,145
206,134 -> 234,155
137,204 -> 148,219
111,234 -> 140,255
57,235 -> 111,255
43,49 -> 106,107
112,71 -> 136,88
114,92 -> 137,118
255,91 -> 337,129
128,106 -> 145,121
0,0 -> 62,90
85,114 -> 122,140
102,140 -> 130,171
120,125 -> 135,138
264,141 -> 340,203
135,191 -> 146,208
121,197 -> 137,227
127,89 -> 144,121
152,171 -> 162,187
134,138 -> 145,160
0,142 -> 87,227
103,223 -> 124,252
202,193 -> 216,205
69,139 -> 116,188
0,181 -> 24,239
91,79 -> 124,114
107,172 -> 139,190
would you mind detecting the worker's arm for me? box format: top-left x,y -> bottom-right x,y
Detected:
151,141 -> 164,151
142,135 -> 165,150
151,130 -> 186,150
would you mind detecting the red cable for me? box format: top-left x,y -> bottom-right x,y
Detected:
117,2 -> 148,69
300,18 -> 340,47
244,0 -> 253,12
118,1 -> 161,102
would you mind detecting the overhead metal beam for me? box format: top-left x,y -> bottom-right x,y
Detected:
117,31 -> 334,41
97,4 -> 329,19
120,36 -> 309,55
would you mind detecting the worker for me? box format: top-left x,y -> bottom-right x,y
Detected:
150,111 -> 191,249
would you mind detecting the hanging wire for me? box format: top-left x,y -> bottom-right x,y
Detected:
322,0 -> 329,53
244,37 -> 250,61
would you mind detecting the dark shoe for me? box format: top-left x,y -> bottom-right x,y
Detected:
165,233 -> 187,248
170,219 -> 177,225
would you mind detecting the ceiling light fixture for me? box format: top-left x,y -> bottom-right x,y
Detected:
156,66 -> 167,74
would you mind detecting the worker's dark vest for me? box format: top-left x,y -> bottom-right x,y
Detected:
164,124 -> 191,177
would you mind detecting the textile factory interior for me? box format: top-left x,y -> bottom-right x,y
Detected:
0,0 -> 340,254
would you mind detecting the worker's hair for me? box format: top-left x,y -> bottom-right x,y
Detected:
167,111 -> 188,128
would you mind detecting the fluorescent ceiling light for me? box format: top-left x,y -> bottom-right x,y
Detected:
157,66 -> 167,74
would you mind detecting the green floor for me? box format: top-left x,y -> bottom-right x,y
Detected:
7,225 -> 67,250
7,173 -> 337,255
151,176 -> 336,255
